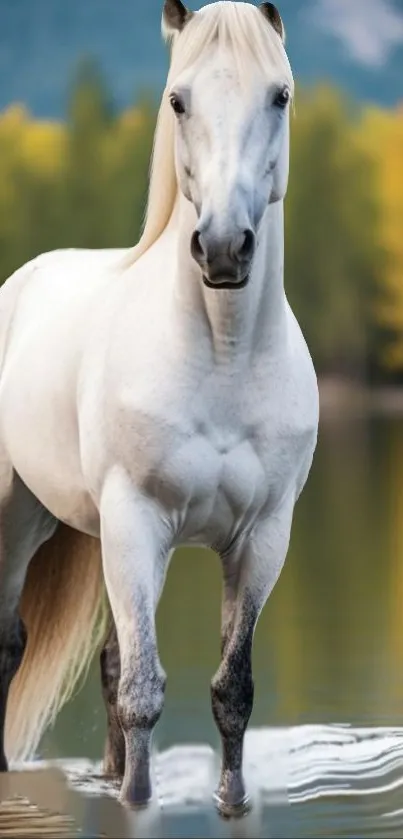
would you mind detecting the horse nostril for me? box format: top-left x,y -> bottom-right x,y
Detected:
191,230 -> 206,264
238,229 -> 255,261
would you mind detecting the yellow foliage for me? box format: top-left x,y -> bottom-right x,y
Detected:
0,103 -> 29,133
118,107 -> 145,132
20,122 -> 66,177
358,105 -> 403,367
0,105 -> 66,176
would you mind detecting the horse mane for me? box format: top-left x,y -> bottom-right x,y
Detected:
122,2 -> 293,270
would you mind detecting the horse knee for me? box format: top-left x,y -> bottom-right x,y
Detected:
118,663 -> 166,734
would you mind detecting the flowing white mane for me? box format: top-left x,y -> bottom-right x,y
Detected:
124,2 -> 293,269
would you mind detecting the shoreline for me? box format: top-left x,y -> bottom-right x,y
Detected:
318,377 -> 403,419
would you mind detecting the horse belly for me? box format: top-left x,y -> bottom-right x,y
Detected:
0,324 -> 100,535
0,381 -> 99,534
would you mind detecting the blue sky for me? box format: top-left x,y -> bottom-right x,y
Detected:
0,0 -> 402,117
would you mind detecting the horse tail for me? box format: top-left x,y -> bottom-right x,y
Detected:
5,523 -> 108,763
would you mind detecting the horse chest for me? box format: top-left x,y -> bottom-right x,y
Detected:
110,366 -> 315,547
145,422 -> 293,546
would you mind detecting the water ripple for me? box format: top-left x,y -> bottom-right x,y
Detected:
9,724 -> 403,837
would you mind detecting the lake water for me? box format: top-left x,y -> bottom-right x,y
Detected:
10,414 -> 403,837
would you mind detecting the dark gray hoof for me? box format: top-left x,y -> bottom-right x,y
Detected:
127,798 -> 151,811
213,790 -> 251,820
120,776 -> 152,810
120,792 -> 152,810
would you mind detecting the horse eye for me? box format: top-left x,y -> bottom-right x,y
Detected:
274,87 -> 290,109
170,94 -> 186,116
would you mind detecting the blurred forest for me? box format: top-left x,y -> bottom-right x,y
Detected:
0,60 -> 402,382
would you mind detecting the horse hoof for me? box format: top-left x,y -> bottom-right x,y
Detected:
130,799 -> 151,811
119,780 -> 152,810
120,792 -> 152,810
213,791 -> 251,820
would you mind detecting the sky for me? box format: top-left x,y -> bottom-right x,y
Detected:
313,0 -> 403,66
0,0 -> 402,117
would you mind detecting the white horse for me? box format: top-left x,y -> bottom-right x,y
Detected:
0,0 -> 319,819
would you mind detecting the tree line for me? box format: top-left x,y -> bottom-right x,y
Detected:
0,60 -> 402,382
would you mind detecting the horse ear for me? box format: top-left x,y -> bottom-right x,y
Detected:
162,0 -> 192,39
259,3 -> 285,42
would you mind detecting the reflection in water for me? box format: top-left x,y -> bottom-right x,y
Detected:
4,724 -> 403,837
4,415 -> 403,837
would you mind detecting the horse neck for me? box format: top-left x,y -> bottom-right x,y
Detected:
172,193 -> 287,365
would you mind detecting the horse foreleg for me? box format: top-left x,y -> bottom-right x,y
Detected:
100,617 -> 125,778
100,471 -> 171,807
211,501 -> 295,818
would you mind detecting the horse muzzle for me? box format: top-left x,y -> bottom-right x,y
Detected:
202,271 -> 250,290
191,227 -> 255,290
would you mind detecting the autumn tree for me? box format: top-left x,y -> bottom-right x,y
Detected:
359,106 -> 403,373
0,64 -> 399,382
285,86 -> 382,377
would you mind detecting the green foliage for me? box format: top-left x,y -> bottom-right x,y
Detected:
285,85 -> 382,376
0,64 -> 399,379
0,65 -> 156,277
357,106 -> 403,372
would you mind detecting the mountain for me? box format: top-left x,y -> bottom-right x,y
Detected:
0,0 -> 402,118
